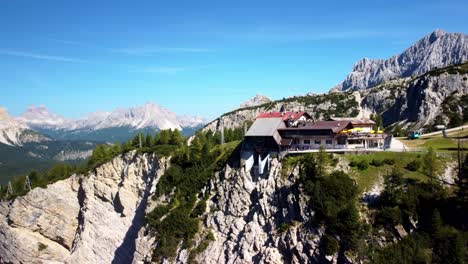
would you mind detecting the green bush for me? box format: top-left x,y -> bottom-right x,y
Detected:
405,160 -> 421,171
383,158 -> 396,165
357,160 -> 369,170
370,159 -> 384,167
321,235 -> 339,256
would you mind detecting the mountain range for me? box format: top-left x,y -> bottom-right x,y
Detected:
0,103 -> 205,183
332,29 -> 468,92
2,103 -> 205,145
0,29 -> 467,263
206,30 -> 468,133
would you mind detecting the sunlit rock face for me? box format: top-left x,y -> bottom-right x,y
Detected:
0,151 -> 169,264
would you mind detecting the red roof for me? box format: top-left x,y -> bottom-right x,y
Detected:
257,111 -> 309,121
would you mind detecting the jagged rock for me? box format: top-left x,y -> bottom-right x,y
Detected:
361,69 -> 468,128
334,30 -> 468,91
0,151 -> 169,264
239,94 -> 273,108
189,159 -> 322,264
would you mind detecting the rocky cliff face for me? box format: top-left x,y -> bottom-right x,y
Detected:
334,30 -> 468,91
204,63 -> 468,133
360,65 -> 468,128
0,151 -> 169,264
0,148 -> 326,264
179,159 -> 324,264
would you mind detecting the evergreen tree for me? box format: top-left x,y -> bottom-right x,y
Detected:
422,147 -> 439,181
431,209 -> 443,234
317,146 -> 329,177
158,130 -> 171,145
169,129 -> 185,145
112,142 -> 121,155
145,133 -> 154,147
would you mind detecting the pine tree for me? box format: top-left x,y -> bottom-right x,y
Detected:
431,209 -> 443,234
158,130 -> 170,145
317,146 -> 329,177
145,133 -> 154,147
112,142 -> 121,155
423,147 -> 439,181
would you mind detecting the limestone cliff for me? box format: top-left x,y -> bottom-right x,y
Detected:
0,151 -> 169,263
333,30 -> 468,91
203,63 -> 468,133
176,159 -> 324,264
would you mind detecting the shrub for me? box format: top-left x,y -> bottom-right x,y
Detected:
370,159 -> 384,167
357,160 -> 369,170
349,161 -> 358,167
321,235 -> 339,256
38,242 -> 48,251
383,158 -> 396,165
375,207 -> 402,227
406,160 -> 422,171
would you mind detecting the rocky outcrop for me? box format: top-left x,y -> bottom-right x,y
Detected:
0,151 -> 169,264
186,158 -> 323,264
204,63 -> 468,133
361,66 -> 468,128
334,30 -> 468,91
239,94 -> 273,108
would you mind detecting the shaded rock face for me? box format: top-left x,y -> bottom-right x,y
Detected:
335,30 -> 468,91
0,151 -> 168,264
361,71 -> 468,128
186,159 -> 323,264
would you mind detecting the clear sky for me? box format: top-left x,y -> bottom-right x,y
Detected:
1,0 -> 467,120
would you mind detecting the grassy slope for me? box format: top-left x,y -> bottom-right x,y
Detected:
344,152 -> 429,192
399,128 -> 468,152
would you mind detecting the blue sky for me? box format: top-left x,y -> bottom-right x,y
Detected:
1,0 -> 467,120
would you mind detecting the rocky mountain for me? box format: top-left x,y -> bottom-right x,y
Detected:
0,108 -> 49,146
360,62 -> 468,129
0,151 -> 169,263
333,30 -> 468,92
204,62 -> 468,133
0,108 -> 101,183
0,149 -> 323,263
239,94 -> 272,108
19,103 -> 206,142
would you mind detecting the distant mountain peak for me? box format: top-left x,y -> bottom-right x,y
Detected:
19,105 -> 67,127
240,94 -> 272,108
334,29 -> 468,92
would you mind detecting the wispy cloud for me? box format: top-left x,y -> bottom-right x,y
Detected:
218,28 -> 400,42
44,38 -> 104,49
0,49 -> 90,63
135,65 -> 211,75
113,47 -> 214,56
138,66 -> 186,74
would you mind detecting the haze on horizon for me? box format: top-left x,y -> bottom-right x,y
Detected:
1,0 -> 467,120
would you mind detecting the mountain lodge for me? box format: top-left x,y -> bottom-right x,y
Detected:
242,111 -> 390,154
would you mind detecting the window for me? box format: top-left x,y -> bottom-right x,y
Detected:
304,140 -> 310,144
314,140 -> 321,145
326,139 -> 333,145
